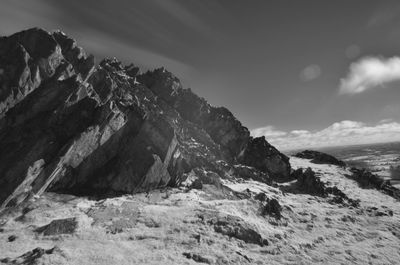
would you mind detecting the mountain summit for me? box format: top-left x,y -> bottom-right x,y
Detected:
0,28 -> 290,209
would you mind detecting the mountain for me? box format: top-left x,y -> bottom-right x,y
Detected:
1,28 -> 400,265
0,28 -> 290,209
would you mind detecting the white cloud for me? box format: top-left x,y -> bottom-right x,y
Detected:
251,125 -> 287,138
251,120 -> 400,151
340,56 -> 400,94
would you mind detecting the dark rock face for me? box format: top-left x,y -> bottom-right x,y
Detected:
292,168 -> 360,207
0,28 -> 290,209
137,68 -> 250,160
238,136 -> 291,181
262,198 -> 282,220
294,150 -> 346,167
296,168 -> 327,196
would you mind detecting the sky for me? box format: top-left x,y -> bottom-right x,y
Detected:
1,0 -> 400,150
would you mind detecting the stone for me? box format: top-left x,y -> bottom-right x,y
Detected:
35,218 -> 77,236
7,235 -> 16,242
296,167 -> 327,196
182,252 -> 212,264
208,215 -> 268,246
262,198 -> 282,219
294,150 -> 346,167
254,192 -> 267,201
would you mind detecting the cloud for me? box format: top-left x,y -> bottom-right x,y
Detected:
339,56 -> 400,94
251,126 -> 287,138
251,120 -> 400,151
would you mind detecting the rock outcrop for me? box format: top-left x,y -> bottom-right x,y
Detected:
294,150 -> 346,167
0,28 -> 290,209
347,168 -> 400,201
238,136 -> 291,182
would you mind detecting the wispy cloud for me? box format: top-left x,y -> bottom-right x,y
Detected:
0,0 -> 59,35
339,56 -> 400,94
252,120 -> 400,151
153,0 -> 210,34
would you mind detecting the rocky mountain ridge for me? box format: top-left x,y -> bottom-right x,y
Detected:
0,28 -> 290,210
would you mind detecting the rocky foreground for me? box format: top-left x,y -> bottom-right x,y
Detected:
1,158 -> 400,265
0,28 -> 400,265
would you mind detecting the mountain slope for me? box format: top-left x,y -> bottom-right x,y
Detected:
0,28 -> 290,209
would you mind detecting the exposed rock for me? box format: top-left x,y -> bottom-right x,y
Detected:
290,168 -> 304,179
137,69 -> 251,160
190,178 -> 203,190
290,168 -> 359,207
262,198 -> 282,220
231,164 -> 272,184
208,215 -> 268,246
365,206 -> 393,217
0,28 -> 289,209
7,235 -> 16,242
296,167 -> 327,196
0,27 -> 63,118
254,192 -> 267,201
35,217 -> 77,236
347,168 -> 400,200
182,252 -> 212,264
0,247 -> 59,265
238,136 -> 291,181
294,150 -> 346,167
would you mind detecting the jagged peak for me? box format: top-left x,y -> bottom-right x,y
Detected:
0,28 -> 291,210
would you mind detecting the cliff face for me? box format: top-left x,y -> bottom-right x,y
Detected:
0,28 -> 290,209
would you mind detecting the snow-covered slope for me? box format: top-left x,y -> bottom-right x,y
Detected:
0,157 -> 399,264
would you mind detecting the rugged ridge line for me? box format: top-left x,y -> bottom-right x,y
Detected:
0,28 -> 290,209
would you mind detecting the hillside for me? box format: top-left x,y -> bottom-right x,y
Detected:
0,28 -> 399,265
1,158 -> 400,264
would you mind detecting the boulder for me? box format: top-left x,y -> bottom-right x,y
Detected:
208,215 -> 268,246
262,198 -> 282,219
35,218 -> 77,236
